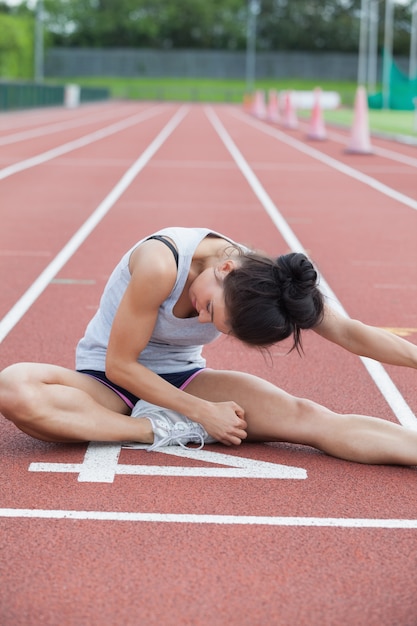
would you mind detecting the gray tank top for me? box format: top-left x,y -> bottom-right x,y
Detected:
75,227 -> 240,374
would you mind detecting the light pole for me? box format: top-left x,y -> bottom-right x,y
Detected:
410,0 -> 417,79
245,0 -> 260,94
358,0 -> 370,85
382,0 -> 394,109
34,0 -> 44,82
367,0 -> 379,93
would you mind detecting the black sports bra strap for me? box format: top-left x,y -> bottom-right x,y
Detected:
146,235 -> 179,268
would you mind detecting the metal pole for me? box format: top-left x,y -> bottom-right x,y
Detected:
34,0 -> 44,82
382,0 -> 394,109
410,1 -> 417,80
245,0 -> 260,93
358,0 -> 370,85
367,0 -> 379,93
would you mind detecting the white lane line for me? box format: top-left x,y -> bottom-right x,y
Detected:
0,105 -> 166,181
1,508 -> 417,527
0,105 -> 109,132
0,106 -> 148,146
295,119 -> 417,168
206,106 -> 417,430
231,109 -> 417,212
0,105 -> 188,344
29,443 -> 307,482
30,463 -> 307,480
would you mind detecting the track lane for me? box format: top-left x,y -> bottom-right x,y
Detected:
1,103 -> 414,438
2,520 -> 416,626
233,109 -> 417,207
1,103 -> 417,626
0,104 -> 171,179
0,102 -> 155,147
0,103 -> 182,320
0,103 -> 115,133
214,105 -> 417,418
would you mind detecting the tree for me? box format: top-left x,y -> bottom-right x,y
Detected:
43,0 -> 247,49
0,11 -> 34,78
12,0 -> 416,54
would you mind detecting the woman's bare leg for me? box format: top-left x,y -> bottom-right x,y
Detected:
0,363 -> 153,444
185,369 -> 417,466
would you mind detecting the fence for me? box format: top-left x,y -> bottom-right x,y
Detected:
0,81 -> 110,111
45,48 -> 361,81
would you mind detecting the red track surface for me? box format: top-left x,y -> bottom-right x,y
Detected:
1,101 -> 417,625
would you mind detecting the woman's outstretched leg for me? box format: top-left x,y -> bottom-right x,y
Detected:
185,369 -> 417,466
0,363 -> 153,444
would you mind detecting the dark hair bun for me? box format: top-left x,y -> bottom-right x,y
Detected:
223,250 -> 324,350
275,253 -> 322,330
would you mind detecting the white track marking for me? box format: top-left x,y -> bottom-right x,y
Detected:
76,442 -> 122,482
206,106 -> 417,430
0,106 -> 151,146
296,120 -> 417,168
1,508 -> 417,528
29,443 -> 307,482
231,109 -> 417,212
0,105 -> 166,181
0,106 -> 188,343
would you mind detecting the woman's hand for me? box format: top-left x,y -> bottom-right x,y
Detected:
196,401 -> 248,446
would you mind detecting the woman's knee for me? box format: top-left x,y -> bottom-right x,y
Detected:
0,363 -> 41,421
275,395 -> 336,446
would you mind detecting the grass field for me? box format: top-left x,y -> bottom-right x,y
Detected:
50,76 -> 417,140
54,76 -> 358,104
323,108 -> 417,139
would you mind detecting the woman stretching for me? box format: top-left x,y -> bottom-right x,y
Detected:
1,226 -> 417,465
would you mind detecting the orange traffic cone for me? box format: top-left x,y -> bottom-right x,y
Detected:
282,91 -> 298,129
345,86 -> 373,154
306,87 -> 327,140
267,89 -> 280,123
252,89 -> 266,119
243,93 -> 253,113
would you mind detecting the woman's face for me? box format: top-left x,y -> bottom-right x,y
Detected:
188,266 -> 231,334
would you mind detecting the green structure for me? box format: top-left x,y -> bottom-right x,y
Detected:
0,82 -> 110,111
369,58 -> 417,110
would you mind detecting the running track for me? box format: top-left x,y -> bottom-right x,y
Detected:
0,101 -> 417,625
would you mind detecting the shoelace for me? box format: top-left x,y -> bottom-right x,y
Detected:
147,424 -> 205,452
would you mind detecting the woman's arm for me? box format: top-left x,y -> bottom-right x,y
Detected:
106,244 -> 181,403
105,241 -> 246,445
313,304 -> 417,369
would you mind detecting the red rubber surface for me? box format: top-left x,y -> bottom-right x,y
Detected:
1,101 -> 417,625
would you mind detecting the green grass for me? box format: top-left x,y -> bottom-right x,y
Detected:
47,76 -> 417,139
48,76 -> 249,102
48,76 -> 359,104
322,108 -> 417,139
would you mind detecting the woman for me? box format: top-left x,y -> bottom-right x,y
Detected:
1,226 -> 417,465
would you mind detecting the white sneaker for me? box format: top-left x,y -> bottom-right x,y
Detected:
130,400 -> 216,452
